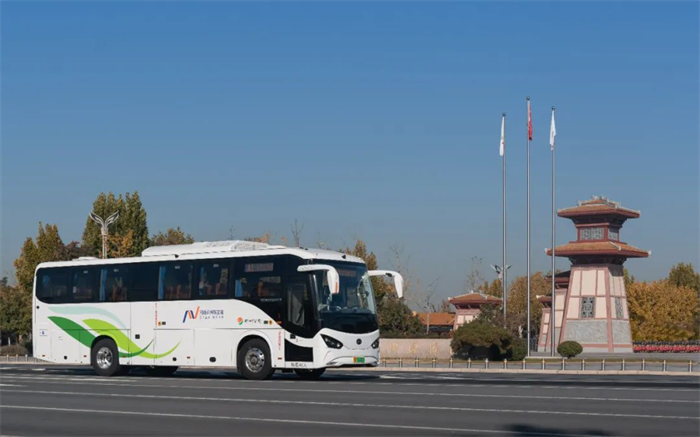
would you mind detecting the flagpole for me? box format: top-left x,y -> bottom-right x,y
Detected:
502,113 -> 508,319
550,106 -> 557,357
526,96 -> 531,358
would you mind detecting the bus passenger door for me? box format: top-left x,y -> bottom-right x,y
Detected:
129,301 -> 156,366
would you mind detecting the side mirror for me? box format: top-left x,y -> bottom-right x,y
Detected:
297,264 -> 340,295
368,270 -> 404,298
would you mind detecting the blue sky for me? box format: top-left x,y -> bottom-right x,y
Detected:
1,1 -> 698,305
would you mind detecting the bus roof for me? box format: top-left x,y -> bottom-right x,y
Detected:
36,240 -> 365,269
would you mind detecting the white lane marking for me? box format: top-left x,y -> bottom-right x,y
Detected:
1,381 -> 700,404
0,384 -> 24,387
31,368 -> 46,371
0,404 -> 669,436
5,388 -> 699,414
3,373 -> 697,393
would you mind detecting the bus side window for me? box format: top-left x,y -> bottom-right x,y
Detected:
131,263 -> 159,302
159,263 -> 193,300
72,268 -> 99,303
196,260 -> 230,299
36,268 -> 71,303
102,266 -> 130,302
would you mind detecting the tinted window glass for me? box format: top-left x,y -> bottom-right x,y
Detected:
131,263 -> 159,302
72,268 -> 99,303
159,263 -> 193,300
102,265 -> 130,302
36,268 -> 71,303
196,261 -> 230,299
234,257 -> 284,320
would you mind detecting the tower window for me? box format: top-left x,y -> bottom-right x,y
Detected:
615,298 -> 623,319
581,297 -> 595,318
580,227 -> 604,240
608,228 -> 619,241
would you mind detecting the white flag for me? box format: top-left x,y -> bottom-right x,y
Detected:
499,114 -> 505,156
550,109 -> 556,150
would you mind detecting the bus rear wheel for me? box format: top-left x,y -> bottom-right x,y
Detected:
145,366 -> 178,377
238,339 -> 275,380
91,338 -> 122,377
294,368 -> 325,380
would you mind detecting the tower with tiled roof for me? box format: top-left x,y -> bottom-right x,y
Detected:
543,196 -> 649,353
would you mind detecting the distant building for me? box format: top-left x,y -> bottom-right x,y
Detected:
543,196 -> 649,353
448,292 -> 502,331
414,312 -> 455,336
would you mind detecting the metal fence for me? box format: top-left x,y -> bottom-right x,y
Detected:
377,357 -> 699,373
2,354 -> 698,373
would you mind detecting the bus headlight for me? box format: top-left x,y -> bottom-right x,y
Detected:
371,339 -> 379,349
321,335 -> 343,349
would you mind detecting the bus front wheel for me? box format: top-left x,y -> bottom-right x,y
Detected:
294,368 -> 325,380
91,338 -> 122,377
238,339 -> 274,380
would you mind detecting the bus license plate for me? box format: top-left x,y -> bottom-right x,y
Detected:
353,357 -> 365,364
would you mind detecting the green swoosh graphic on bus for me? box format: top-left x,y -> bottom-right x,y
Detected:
48,316 -> 95,348
48,316 -> 180,359
49,306 -> 127,329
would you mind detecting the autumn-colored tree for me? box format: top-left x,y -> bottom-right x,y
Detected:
668,263 -> 700,293
505,272 -> 549,337
627,280 -> 699,341
82,192 -> 148,257
149,227 -> 195,246
9,224 -> 79,342
14,224 -> 71,294
109,230 -> 135,258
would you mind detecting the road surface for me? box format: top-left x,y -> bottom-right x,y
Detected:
1,364 -> 698,436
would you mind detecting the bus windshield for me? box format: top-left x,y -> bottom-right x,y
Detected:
314,262 -> 377,315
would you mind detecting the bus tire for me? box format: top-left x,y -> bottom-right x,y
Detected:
294,368 -> 325,380
238,339 -> 274,380
145,366 -> 178,377
91,338 -> 122,377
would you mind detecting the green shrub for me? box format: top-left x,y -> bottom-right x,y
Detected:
0,344 -> 28,356
451,319 -> 513,360
557,341 -> 583,358
509,337 -> 528,361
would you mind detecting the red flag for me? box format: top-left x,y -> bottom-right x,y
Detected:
527,99 -> 533,141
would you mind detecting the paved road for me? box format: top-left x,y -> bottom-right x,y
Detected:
1,364 -> 698,436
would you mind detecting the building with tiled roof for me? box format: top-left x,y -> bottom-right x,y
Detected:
414,312 -> 455,336
448,292 -> 502,331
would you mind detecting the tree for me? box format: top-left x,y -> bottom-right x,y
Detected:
14,223 -> 69,294
623,268 -> 636,289
436,299 -> 453,313
668,263 -> 700,293
291,219 -> 305,247
110,230 -> 135,258
464,256 -> 486,293
149,227 -> 195,246
82,192 -> 148,257
627,280 -> 699,341
0,278 -> 32,345
451,319 -> 513,360
668,263 -> 700,338
505,272 -> 549,338
10,223 -> 79,342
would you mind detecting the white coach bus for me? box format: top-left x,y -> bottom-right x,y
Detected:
32,241 -> 402,380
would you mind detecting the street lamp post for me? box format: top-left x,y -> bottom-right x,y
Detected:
89,211 -> 119,259
490,264 -> 511,305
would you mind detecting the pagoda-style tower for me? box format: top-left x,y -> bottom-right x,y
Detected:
545,196 -> 649,353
